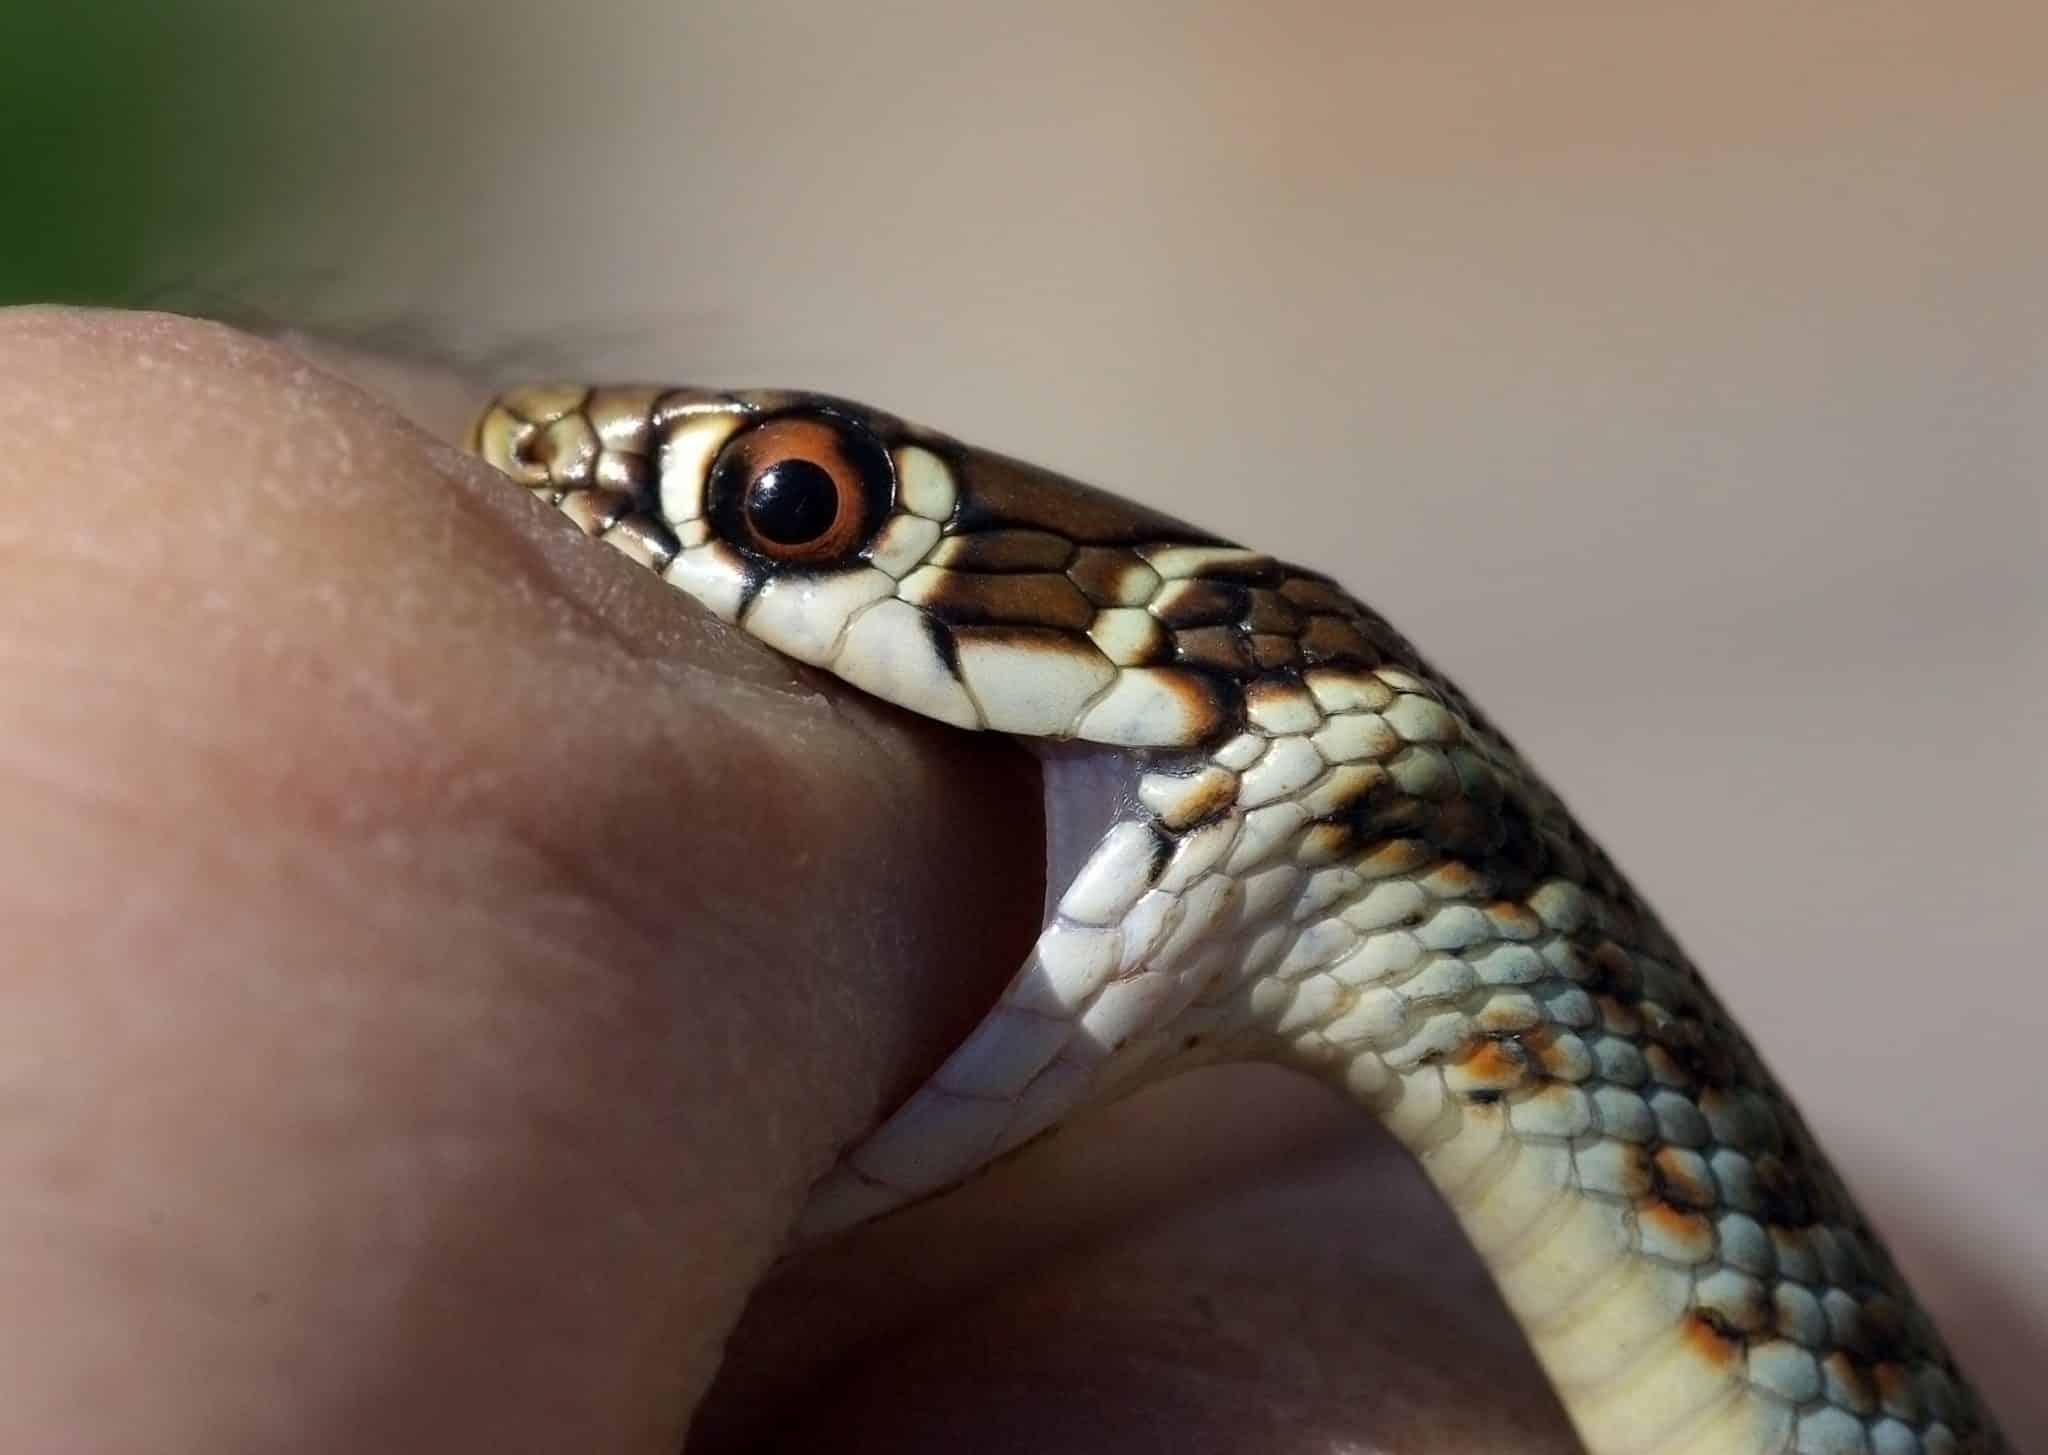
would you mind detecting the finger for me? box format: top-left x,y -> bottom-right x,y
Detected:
0,307 -> 1039,1453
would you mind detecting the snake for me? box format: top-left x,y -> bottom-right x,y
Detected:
467,382 -> 2004,1455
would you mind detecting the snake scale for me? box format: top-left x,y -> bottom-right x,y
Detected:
469,383 -> 2004,1455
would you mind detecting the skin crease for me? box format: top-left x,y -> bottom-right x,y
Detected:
0,307 -> 1582,1453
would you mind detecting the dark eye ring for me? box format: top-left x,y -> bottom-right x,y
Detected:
709,412 -> 893,565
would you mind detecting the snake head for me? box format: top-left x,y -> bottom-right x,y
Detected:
471,384 -> 1380,752
464,389 -> 2015,1455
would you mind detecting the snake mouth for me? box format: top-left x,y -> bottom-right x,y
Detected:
791,731 -> 1192,1244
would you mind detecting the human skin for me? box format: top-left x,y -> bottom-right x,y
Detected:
0,307 -> 1580,1453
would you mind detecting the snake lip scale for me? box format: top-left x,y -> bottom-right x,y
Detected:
470,382 -> 2004,1455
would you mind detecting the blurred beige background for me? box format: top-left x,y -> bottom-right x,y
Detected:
207,0 -> 2043,1437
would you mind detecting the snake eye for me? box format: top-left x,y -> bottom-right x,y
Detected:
745,457 -> 840,545
710,412 -> 893,565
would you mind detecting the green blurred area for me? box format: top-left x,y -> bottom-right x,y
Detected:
0,3 -> 320,307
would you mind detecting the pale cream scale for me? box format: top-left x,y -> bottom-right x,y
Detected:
471,384 -> 2003,1455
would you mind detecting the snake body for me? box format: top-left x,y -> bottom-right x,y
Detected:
470,384 -> 2003,1455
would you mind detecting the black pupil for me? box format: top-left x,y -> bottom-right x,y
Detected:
744,458 -> 840,545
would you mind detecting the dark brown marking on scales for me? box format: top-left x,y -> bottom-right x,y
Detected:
1314,774 -> 1552,908
1298,614 -> 1378,666
1682,1312 -> 1748,1372
1652,1145 -> 1720,1208
1451,1038 -> 1532,1094
1162,767 -> 1241,829
1134,545 -> 1284,584
1274,574 -> 1350,613
1150,579 -> 1248,630
1243,588 -> 1305,633
1172,625 -> 1254,675
1151,667 -> 1236,743
1293,820 -> 1357,862
904,569 -> 1097,631
1250,634 -> 1302,669
948,447 -> 1227,547
1066,546 -> 1155,605
1099,615 -> 1174,667
920,611 -> 962,676
928,529 -> 1077,573
1144,824 -> 1176,883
